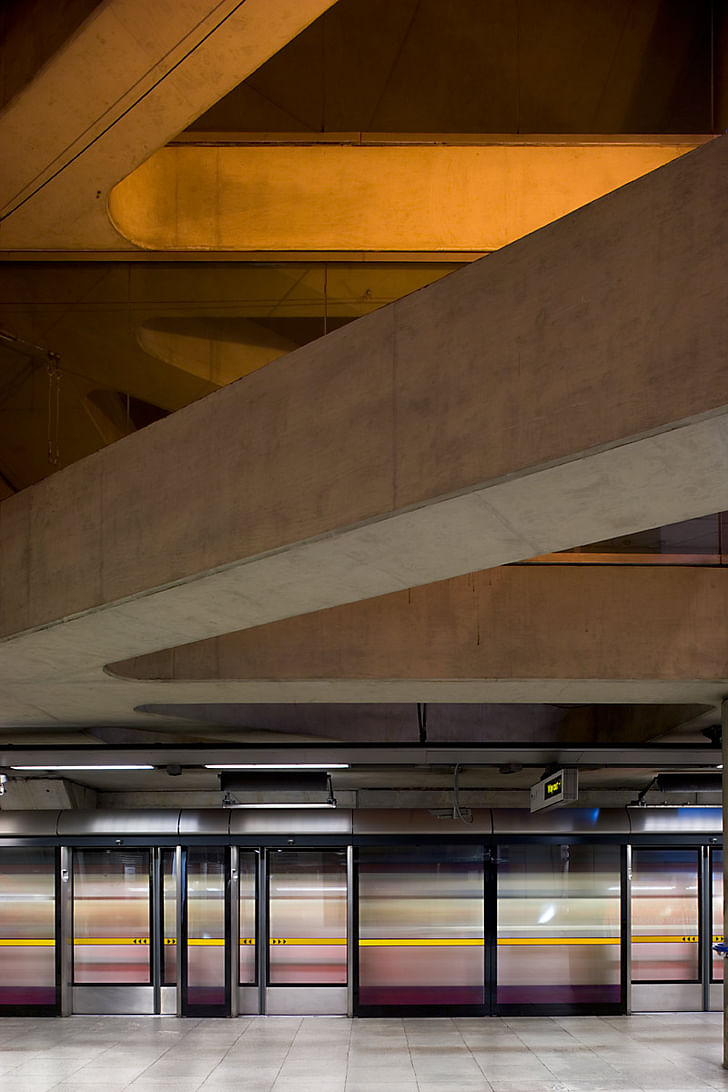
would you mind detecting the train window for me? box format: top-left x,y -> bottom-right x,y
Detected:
268,850 -> 347,986
0,847 -> 56,1008
162,849 -> 176,985
497,844 -> 621,1005
631,848 -> 699,982
73,849 -> 151,984
357,845 -> 485,1007
239,851 -> 256,985
711,848 -> 723,983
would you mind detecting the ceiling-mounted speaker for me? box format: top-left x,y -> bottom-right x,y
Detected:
219,771 -> 329,793
654,773 -> 722,793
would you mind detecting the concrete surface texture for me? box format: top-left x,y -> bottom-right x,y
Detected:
3,138 -> 728,686
0,0 -> 337,249
0,1013 -> 723,1092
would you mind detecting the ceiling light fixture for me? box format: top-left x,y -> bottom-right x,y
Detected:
222,800 -> 337,809
205,763 -> 349,770
10,764 -> 155,771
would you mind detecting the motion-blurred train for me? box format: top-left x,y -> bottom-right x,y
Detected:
0,806 -> 721,1017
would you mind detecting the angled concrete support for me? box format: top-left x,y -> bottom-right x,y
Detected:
0,0 -> 338,250
2,137 -> 728,701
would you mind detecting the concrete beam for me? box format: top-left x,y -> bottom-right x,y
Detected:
2,568 -> 728,729
0,0 -> 338,251
109,136 -> 707,256
111,566 -> 728,689
0,777 -> 96,810
2,137 -> 728,702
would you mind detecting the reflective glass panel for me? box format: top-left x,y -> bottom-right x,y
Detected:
358,845 -> 484,1007
712,848 -> 724,983
497,844 -> 621,1005
239,852 -> 256,985
162,849 -> 177,986
73,850 -> 150,984
268,850 -> 346,985
187,847 -> 226,1007
631,848 -> 699,982
0,847 -> 56,1006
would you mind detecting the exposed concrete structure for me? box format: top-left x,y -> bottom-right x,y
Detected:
0,0 -> 338,250
0,0 -> 727,816
109,137 -> 704,255
3,136 -> 728,709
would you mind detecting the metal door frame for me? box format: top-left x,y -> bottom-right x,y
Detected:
180,845 -> 232,1017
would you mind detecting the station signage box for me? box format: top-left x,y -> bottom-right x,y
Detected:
530,768 -> 578,812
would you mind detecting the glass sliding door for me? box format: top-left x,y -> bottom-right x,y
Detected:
0,847 -> 57,1014
265,848 -> 347,1014
631,847 -> 701,1011
356,845 -> 485,1014
711,848 -> 723,983
72,849 -> 153,1013
497,844 -> 622,1013
182,847 -> 229,1016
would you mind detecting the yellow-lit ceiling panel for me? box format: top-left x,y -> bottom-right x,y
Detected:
109,137 -> 709,257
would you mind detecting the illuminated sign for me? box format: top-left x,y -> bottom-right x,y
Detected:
530,768 -> 578,813
545,773 -> 563,797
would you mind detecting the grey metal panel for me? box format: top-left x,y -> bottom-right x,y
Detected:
229,808 -> 353,835
630,982 -> 703,1012
72,985 -> 155,1015
346,845 -> 354,1018
0,809 -> 61,836
229,846 -> 240,1018
266,986 -> 348,1015
628,807 -> 723,835
59,846 -> 72,1017
57,809 -> 180,836
492,807 -> 629,836
709,982 -> 723,1011
238,986 -> 259,1015
160,986 -> 177,1015
178,809 -> 230,835
353,809 -> 493,834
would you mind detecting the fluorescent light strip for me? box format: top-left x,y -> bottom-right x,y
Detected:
205,763 -> 349,770
224,802 -> 336,809
10,764 -> 155,771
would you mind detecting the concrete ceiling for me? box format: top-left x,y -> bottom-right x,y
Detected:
1,0 -> 727,807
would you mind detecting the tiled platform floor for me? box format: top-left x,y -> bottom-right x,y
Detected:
0,1013 -> 725,1092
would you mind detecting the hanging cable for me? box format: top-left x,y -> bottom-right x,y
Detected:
452,763 -> 473,824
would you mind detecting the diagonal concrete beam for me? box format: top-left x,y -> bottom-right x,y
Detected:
2,136 -> 728,685
2,567 -> 728,729
0,0 -> 338,251
112,565 -> 728,691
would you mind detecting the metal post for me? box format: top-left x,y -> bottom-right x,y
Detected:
347,844 -> 354,1017
257,850 -> 267,1015
59,846 -> 72,1016
624,843 -> 632,1015
701,845 -> 712,1012
152,848 -> 162,1016
176,845 -> 183,1018
229,846 -> 240,1018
